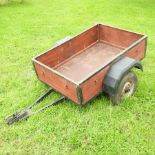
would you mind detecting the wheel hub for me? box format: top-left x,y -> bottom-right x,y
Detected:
121,81 -> 134,98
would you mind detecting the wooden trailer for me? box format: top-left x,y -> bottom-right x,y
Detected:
7,24 -> 147,125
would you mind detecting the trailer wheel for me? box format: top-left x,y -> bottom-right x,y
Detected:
110,71 -> 138,105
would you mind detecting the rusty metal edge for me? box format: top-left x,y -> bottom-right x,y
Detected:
76,85 -> 83,107
97,24 -> 100,41
139,36 -> 148,62
144,36 -> 148,59
32,60 -> 39,79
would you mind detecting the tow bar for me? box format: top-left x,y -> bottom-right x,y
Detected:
6,88 -> 65,125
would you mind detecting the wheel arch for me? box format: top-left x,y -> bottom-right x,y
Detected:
103,57 -> 143,96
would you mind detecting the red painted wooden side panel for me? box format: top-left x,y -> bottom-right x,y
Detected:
34,62 -> 79,104
71,26 -> 98,53
126,40 -> 146,61
99,25 -> 144,48
37,26 -> 98,68
81,66 -> 110,104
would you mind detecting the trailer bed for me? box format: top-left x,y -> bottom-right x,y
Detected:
55,41 -> 123,83
33,24 -> 147,105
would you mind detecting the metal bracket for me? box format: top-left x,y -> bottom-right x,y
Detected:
6,88 -> 65,125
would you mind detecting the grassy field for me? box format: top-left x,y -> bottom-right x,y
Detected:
0,0 -> 155,154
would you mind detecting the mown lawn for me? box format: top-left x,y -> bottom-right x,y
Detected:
0,0 -> 155,154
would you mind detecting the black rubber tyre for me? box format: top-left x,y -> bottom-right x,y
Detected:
110,71 -> 138,105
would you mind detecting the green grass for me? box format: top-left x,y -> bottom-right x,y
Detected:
0,0 -> 155,154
